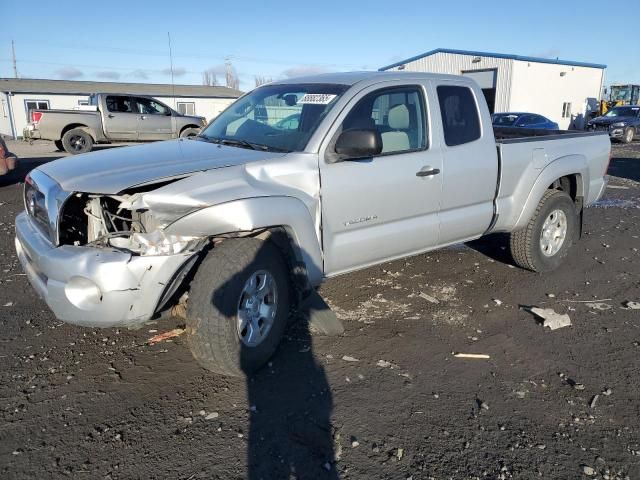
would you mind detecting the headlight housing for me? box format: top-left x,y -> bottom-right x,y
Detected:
611,122 -> 627,128
129,230 -> 203,256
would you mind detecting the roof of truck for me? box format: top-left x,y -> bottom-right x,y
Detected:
272,70 -> 466,86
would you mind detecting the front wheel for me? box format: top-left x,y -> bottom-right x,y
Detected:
179,127 -> 200,138
509,190 -> 578,272
61,128 -> 93,155
186,238 -> 291,376
621,127 -> 635,144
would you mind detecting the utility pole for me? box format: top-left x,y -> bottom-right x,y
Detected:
11,40 -> 18,78
167,32 -> 176,108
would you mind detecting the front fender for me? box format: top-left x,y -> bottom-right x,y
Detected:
164,196 -> 324,286
513,154 -> 587,230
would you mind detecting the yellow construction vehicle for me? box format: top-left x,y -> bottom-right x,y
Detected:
597,84 -> 639,116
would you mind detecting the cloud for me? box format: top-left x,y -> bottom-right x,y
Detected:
281,65 -> 330,78
161,67 -> 186,77
530,48 -> 561,59
130,69 -> 149,80
55,66 -> 83,79
95,71 -> 121,80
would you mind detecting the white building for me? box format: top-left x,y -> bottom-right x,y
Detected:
379,48 -> 606,129
0,78 -> 243,139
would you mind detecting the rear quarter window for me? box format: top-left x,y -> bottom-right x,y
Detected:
436,85 -> 481,146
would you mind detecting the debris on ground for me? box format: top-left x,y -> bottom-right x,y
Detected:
582,465 -> 596,476
476,399 -> 489,410
585,302 -> 612,311
147,328 -> 185,344
623,300 -> 640,310
396,447 -> 404,460
3,301 -> 14,307
528,307 -> 572,330
341,355 -> 360,362
453,353 -> 491,359
589,394 -> 600,408
205,412 -> 219,420
493,299 -> 503,306
602,388 -> 613,396
418,292 -> 440,304
376,359 -> 393,368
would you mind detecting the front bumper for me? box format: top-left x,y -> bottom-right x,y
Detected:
15,212 -> 195,328
587,124 -> 626,139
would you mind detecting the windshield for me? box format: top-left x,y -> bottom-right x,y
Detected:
604,106 -> 640,117
610,86 -> 632,103
492,113 -> 519,126
199,83 -> 349,152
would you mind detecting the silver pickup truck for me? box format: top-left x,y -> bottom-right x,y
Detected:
15,72 -> 610,375
23,93 -> 207,154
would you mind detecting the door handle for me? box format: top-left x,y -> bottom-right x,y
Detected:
416,166 -> 440,177
107,114 -> 115,118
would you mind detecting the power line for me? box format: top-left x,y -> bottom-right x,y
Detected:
9,39 -> 363,69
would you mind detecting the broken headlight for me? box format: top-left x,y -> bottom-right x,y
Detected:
129,230 -> 203,256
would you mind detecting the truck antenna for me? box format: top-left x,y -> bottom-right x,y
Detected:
167,32 -> 177,109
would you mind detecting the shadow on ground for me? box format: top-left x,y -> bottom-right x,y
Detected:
608,156 -> 640,182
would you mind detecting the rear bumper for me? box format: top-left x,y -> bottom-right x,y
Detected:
15,212 -> 194,328
22,125 -> 42,140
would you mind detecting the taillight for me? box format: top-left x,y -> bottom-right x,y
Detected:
31,111 -> 43,123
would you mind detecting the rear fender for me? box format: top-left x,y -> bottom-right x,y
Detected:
513,154 -> 587,230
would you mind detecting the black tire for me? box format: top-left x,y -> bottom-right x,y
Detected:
509,190 -> 578,272
621,127 -> 634,144
54,140 -> 64,152
179,127 -> 200,138
186,238 -> 291,376
61,128 -> 93,155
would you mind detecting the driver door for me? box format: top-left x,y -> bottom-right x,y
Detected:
319,82 -> 443,276
134,97 -> 174,140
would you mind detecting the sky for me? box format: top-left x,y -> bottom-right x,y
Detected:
1,0 -> 639,92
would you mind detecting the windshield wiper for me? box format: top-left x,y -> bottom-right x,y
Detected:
196,135 -> 290,153
219,138 -> 261,150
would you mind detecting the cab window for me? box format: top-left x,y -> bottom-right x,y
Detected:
340,86 -> 427,155
437,85 -> 481,146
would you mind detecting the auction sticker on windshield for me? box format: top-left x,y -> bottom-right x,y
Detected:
298,94 -> 337,104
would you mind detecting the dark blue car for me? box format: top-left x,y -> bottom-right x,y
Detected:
492,112 -> 559,130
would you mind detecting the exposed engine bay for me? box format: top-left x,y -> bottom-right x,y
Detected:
59,192 -> 204,256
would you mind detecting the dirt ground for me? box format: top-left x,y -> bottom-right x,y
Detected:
1,139 -> 639,480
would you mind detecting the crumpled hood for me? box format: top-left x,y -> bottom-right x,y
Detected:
38,138 -> 286,194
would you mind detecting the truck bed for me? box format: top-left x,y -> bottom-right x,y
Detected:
490,127 -> 610,233
493,126 -> 604,142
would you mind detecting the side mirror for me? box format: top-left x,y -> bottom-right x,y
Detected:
333,129 -> 382,161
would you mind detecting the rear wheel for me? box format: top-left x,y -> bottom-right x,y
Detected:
186,238 -> 291,376
61,128 -> 93,154
509,190 -> 578,272
621,127 -> 634,144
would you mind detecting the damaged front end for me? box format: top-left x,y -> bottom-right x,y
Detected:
59,191 -> 206,256
16,174 -> 206,328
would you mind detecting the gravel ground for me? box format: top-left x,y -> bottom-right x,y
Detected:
1,140 -> 639,480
